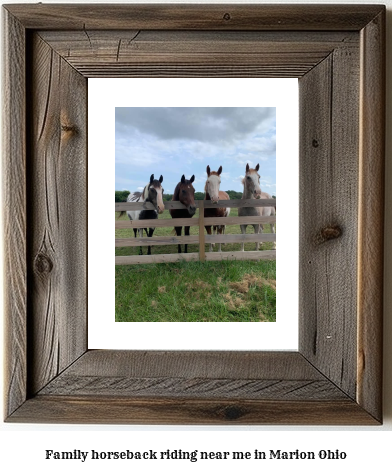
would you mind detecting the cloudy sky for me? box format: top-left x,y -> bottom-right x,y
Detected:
115,107 -> 276,196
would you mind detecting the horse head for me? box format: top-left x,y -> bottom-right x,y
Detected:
148,174 -> 165,213
205,165 -> 222,204
244,163 -> 262,199
178,174 -> 196,216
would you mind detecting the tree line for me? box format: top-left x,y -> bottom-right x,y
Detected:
116,190 -> 275,202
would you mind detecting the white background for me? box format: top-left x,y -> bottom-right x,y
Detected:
1,0 -> 391,473
88,77 -> 299,350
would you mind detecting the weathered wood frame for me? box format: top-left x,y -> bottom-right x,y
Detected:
3,4 -> 385,424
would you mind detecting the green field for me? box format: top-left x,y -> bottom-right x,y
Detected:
115,207 -> 276,322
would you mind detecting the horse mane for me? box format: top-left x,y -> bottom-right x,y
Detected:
142,184 -> 149,200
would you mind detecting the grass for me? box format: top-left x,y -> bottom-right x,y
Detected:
116,259 -> 276,322
115,206 -> 276,322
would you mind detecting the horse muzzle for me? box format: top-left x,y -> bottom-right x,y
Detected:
188,205 -> 196,216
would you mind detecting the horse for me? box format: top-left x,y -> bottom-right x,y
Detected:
118,174 -> 164,255
238,163 -> 276,251
204,165 -> 230,252
169,175 -> 196,253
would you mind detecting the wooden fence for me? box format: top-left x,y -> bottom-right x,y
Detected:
115,199 -> 276,265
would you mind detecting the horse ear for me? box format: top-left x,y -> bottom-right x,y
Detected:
181,175 -> 186,183
206,165 -> 211,176
246,163 -> 250,173
217,166 -> 222,175
255,164 -> 260,171
150,174 -> 154,184
190,175 -> 195,183
159,175 -> 163,183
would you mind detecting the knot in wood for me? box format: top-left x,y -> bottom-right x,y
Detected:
223,13 -> 231,21
61,124 -> 77,134
312,139 -> 319,148
34,252 -> 53,274
314,225 -> 342,245
223,405 -> 244,420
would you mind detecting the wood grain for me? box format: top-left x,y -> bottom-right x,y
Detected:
38,377 -> 347,400
2,9 -> 27,419
299,40 -> 360,399
39,350 -> 345,401
357,9 -> 385,422
38,30 -> 359,78
9,351 -> 376,425
27,34 -> 87,395
5,4 -> 383,31
45,351 -> 319,379
9,396 -> 379,425
9,351 -> 377,424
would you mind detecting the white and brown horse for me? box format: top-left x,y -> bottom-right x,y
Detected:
204,165 -> 230,252
119,174 -> 164,255
238,163 -> 275,251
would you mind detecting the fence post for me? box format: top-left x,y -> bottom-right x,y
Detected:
198,200 -> 205,262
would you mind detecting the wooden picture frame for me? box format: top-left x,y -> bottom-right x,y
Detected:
3,4 -> 385,424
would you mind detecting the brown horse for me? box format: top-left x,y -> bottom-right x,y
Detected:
238,163 -> 276,251
169,175 -> 196,253
204,165 -> 230,252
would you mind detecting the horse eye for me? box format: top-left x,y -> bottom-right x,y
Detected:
247,176 -> 251,180
182,189 -> 186,194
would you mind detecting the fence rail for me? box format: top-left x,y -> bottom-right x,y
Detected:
115,198 -> 276,265
115,198 -> 275,211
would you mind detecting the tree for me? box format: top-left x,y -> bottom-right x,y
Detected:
194,192 -> 205,201
115,190 -> 130,202
226,190 -> 243,200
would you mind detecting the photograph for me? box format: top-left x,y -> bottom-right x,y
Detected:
115,107 -> 277,322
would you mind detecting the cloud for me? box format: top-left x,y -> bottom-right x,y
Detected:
116,107 -> 275,144
115,107 -> 276,195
